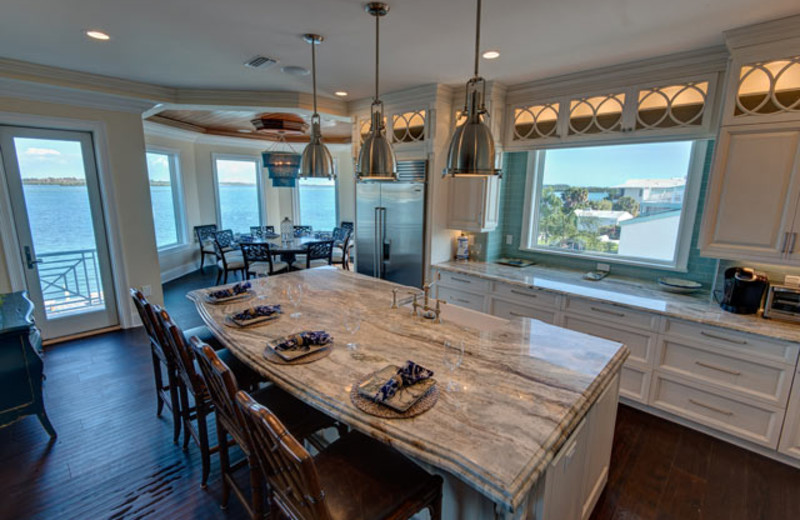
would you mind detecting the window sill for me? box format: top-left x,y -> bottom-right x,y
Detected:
519,245 -> 688,273
157,243 -> 192,257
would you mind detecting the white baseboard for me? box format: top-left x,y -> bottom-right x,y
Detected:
160,261 -> 198,284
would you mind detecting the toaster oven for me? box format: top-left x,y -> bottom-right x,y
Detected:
763,285 -> 800,323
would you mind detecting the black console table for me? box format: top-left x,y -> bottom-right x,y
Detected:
0,291 -> 56,438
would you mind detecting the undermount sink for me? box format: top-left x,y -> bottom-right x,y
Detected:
402,300 -> 509,332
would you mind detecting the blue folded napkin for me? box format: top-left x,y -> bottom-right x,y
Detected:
210,281 -> 251,299
232,305 -> 281,322
275,330 -> 332,351
373,360 -> 434,403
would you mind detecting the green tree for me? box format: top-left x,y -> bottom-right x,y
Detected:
588,199 -> 613,211
561,187 -> 589,213
613,196 -> 640,217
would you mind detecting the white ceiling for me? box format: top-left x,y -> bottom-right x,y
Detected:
1,0 -> 798,100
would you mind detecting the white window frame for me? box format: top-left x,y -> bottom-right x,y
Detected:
212,153 -> 265,232
520,139 -> 708,271
293,174 -> 340,230
146,146 -> 186,251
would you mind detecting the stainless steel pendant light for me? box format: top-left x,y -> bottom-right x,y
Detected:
444,0 -> 501,177
356,2 -> 397,181
300,33 -> 335,179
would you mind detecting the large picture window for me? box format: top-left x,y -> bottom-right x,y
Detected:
146,150 -> 184,250
213,155 -> 262,234
522,140 -> 704,268
297,177 -> 337,231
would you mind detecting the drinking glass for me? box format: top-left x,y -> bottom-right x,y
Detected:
443,339 -> 465,391
471,242 -> 483,261
286,283 -> 303,318
344,308 -> 362,351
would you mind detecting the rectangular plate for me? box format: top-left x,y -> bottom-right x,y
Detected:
495,258 -> 536,268
267,339 -> 330,361
357,365 -> 437,412
204,290 -> 252,304
227,310 -> 281,328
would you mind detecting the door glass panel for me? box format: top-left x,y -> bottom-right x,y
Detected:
13,137 -> 106,317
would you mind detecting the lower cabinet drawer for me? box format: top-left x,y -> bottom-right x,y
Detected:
565,297 -> 658,331
493,282 -> 560,308
562,314 -> 655,366
437,286 -> 486,312
657,339 -> 792,406
490,297 -> 557,324
437,270 -> 490,293
619,365 -> 650,403
651,374 -> 783,448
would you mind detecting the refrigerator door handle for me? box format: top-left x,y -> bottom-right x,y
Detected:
380,207 -> 389,267
374,206 -> 380,277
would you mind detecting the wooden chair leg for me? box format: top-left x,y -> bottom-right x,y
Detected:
179,385 -> 192,451
200,251 -> 205,270
217,422 -> 231,508
215,268 -> 222,285
249,455 -> 264,520
36,410 -> 57,439
168,367 -> 182,444
223,269 -> 228,284
151,350 -> 165,417
198,403 -> 212,488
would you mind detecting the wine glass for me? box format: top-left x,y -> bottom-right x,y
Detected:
344,308 -> 362,351
286,283 -> 303,318
443,339 -> 465,391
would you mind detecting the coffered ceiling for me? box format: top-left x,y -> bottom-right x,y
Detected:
1,0 -> 798,100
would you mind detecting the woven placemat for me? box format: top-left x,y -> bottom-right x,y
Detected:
263,344 -> 333,365
350,374 -> 439,419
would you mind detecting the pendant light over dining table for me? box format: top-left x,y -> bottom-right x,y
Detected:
444,0 -> 501,177
356,2 -> 397,181
299,33 -> 335,179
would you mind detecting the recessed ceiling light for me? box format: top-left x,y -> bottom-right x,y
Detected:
84,29 -> 111,41
334,91 -> 348,97
482,50 -> 500,60
282,65 -> 310,76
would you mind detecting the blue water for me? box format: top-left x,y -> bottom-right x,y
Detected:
21,184 -> 338,254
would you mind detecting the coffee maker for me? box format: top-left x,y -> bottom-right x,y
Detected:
719,267 -> 769,314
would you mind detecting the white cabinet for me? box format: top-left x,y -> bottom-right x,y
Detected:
778,367 -> 800,460
700,125 -> 800,264
543,418 -> 587,520
446,176 -> 500,232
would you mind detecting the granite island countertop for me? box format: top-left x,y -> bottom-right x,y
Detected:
189,268 -> 628,512
435,261 -> 800,343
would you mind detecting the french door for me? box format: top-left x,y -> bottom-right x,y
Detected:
0,126 -> 118,340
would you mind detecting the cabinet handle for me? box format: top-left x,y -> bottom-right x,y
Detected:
510,289 -> 537,298
699,331 -> 747,345
688,398 -> 734,416
782,232 -> 791,254
455,298 -> 471,304
791,233 -> 798,255
695,360 -> 742,376
590,306 -> 625,317
509,311 -> 531,318
451,276 -> 472,284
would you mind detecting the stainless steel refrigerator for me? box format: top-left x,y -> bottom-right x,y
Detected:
356,160 -> 427,288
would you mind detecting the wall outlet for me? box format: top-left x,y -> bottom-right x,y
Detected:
142,285 -> 152,297
785,275 -> 800,287
505,234 -> 513,245
596,263 -> 611,273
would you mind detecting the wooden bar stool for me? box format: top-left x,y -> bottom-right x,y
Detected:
191,339 -> 341,519
237,390 -> 443,520
156,307 -> 264,487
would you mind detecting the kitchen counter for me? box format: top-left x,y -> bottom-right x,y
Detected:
189,268 -> 628,516
435,261 -> 800,343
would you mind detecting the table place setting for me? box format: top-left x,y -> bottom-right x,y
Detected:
263,330 -> 334,365
224,304 -> 282,328
351,360 -> 439,419
204,281 -> 253,304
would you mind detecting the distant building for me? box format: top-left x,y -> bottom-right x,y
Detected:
573,209 -> 633,231
614,178 -> 686,216
617,210 -> 681,261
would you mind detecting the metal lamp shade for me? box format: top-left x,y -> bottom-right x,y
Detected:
263,151 -> 301,187
357,130 -> 397,181
444,117 -> 501,177
300,122 -> 335,179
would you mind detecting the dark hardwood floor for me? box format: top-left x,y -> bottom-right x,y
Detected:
1,268 -> 798,519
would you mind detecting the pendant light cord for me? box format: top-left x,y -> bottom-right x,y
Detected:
474,0 -> 481,78
311,37 -> 318,116
375,13 -> 380,101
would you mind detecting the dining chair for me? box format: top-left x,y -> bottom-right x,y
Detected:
331,228 -> 351,271
236,390 -> 443,520
294,240 -> 334,270
293,225 -> 313,237
194,224 -> 218,271
156,306 -> 263,487
250,226 -> 264,238
240,243 -> 288,278
191,339 -> 342,519
213,230 -> 245,284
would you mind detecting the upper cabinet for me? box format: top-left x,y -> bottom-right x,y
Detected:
446,176 -> 501,232
722,56 -> 800,127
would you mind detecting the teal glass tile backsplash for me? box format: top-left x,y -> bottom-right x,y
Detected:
485,142 -> 719,285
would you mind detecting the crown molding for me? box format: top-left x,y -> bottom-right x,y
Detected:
724,14 -> 800,52
0,76 -> 158,114
347,83 -> 454,115
506,46 -> 729,104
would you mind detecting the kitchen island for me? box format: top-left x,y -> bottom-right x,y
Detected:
189,268 -> 628,520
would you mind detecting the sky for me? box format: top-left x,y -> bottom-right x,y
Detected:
542,140 -> 694,187
13,138 -> 85,179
